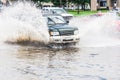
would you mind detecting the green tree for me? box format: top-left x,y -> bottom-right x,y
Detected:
31,0 -> 50,8
70,0 -> 81,14
71,0 -> 90,14
51,0 -> 67,7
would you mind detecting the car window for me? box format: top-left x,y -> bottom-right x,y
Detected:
48,18 -> 55,25
49,16 -> 66,24
52,9 -> 66,14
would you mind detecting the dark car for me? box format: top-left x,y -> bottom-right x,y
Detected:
43,14 -> 80,44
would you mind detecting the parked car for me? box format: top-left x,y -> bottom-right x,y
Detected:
42,7 -> 73,22
43,14 -> 80,45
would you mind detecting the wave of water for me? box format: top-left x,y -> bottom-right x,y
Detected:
70,13 -> 120,47
0,2 -> 49,44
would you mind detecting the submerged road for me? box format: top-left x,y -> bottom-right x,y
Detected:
0,43 -> 120,80
0,2 -> 120,80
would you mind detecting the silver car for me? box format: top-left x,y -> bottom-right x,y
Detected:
42,7 -> 73,21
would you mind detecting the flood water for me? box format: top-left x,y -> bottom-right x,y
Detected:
0,2 -> 120,80
0,43 -> 120,80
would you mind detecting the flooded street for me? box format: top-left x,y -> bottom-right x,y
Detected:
0,2 -> 120,80
0,43 -> 120,80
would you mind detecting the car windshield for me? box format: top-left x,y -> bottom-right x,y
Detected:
52,9 -> 66,14
48,16 -> 66,24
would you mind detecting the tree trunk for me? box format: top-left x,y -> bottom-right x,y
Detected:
81,0 -> 85,11
77,0 -> 80,14
77,4 -> 80,14
59,0 -> 62,7
66,0 -> 68,8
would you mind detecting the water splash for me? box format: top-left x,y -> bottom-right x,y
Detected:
0,2 -> 49,44
0,1 -> 120,48
70,13 -> 120,47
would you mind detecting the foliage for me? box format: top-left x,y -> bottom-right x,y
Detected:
31,0 -> 50,8
31,0 -> 91,13
51,0 -> 67,7
31,0 -> 91,8
68,10 -> 97,16
31,0 -> 50,3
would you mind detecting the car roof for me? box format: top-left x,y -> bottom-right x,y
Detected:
43,13 -> 62,17
42,7 -> 63,9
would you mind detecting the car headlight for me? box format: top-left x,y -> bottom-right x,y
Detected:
74,30 -> 79,35
50,31 -> 60,36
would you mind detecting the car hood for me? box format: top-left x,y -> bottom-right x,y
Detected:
49,24 -> 78,31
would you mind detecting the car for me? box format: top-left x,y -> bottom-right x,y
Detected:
42,7 -> 73,22
43,14 -> 80,45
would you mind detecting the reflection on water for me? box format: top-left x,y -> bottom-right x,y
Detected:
1,44 -> 117,80
17,46 -> 79,59
0,43 -> 120,80
14,45 -> 80,80
17,46 -> 79,65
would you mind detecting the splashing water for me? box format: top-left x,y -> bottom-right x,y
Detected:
0,1 -> 120,47
70,13 -> 120,47
0,2 -> 49,44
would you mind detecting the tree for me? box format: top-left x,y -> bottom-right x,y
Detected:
70,0 -> 80,14
71,0 -> 90,14
51,0 -> 67,7
51,0 -> 60,7
31,0 -> 50,8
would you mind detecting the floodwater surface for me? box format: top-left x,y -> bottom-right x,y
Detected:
0,43 -> 120,80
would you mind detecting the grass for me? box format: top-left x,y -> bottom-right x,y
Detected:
67,9 -> 108,16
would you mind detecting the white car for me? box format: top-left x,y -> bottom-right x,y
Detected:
42,7 -> 73,21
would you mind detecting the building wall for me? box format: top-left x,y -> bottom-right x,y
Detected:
91,0 -> 120,11
91,0 -> 97,11
117,0 -> 120,7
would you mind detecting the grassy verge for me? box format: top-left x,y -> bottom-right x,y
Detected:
67,10 -> 108,16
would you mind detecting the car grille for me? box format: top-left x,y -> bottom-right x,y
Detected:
59,30 -> 74,36
63,39 -> 73,41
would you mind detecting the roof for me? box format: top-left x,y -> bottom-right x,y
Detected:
42,13 -> 61,17
42,7 -> 63,9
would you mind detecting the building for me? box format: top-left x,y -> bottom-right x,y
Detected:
91,0 -> 120,11
98,0 -> 107,7
1,0 -> 120,11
